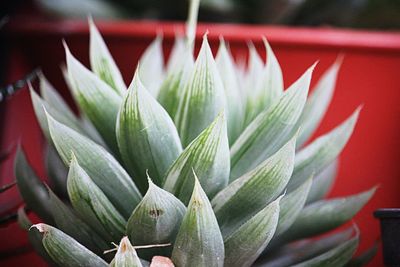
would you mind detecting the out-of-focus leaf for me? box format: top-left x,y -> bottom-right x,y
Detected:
166,34 -> 186,73
64,42 -> 122,154
296,57 -> 343,148
14,147 -> 54,224
127,178 -> 186,260
0,181 -> 16,193
174,34 -> 226,147
45,144 -> 68,198
230,64 -> 315,180
31,223 -> 108,267
224,196 -> 281,267
345,242 -> 378,267
116,71 -> 182,192
110,237 -> 143,267
89,17 -> 126,95
172,176 -> 224,267
216,38 -> 244,145
212,136 -> 295,237
242,42 -> 264,109
163,113 -> 230,205
67,154 -> 126,242
47,112 -> 142,218
185,0 -> 200,49
287,108 -> 360,192
138,35 -> 164,96
306,159 -> 338,204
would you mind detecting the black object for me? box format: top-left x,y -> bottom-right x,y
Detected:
374,209 -> 400,267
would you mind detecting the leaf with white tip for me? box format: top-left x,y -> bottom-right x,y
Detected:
216,38 -> 244,145
67,155 -> 126,242
89,17 -> 126,95
139,35 -> 164,96
116,72 -> 182,192
306,159 -> 338,204
296,57 -> 343,148
65,43 -> 122,154
163,113 -> 230,204
172,177 -> 224,267
110,237 -> 143,267
213,136 -> 295,238
47,112 -> 142,218
31,223 -> 108,267
166,34 -> 186,73
287,108 -> 360,192
224,196 -> 281,267
127,178 -> 186,260
243,42 -> 263,106
174,34 -> 226,147
230,64 -> 314,180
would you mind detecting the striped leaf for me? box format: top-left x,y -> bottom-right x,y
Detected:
110,237 -> 143,267
89,17 -> 126,95
172,176 -> 224,267
174,34 -> 226,147
47,112 -> 142,218
116,71 -> 182,192
243,42 -> 264,110
163,112 -> 230,204
306,159 -> 338,204
230,63 -> 315,180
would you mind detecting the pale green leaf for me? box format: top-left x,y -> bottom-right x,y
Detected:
243,42 -> 264,109
166,34 -> 186,73
31,223 -> 108,267
45,144 -> 68,198
306,159 -> 338,204
163,112 -> 230,204
224,196 -> 281,267
172,176 -> 224,267
174,34 -> 226,147
116,71 -> 182,192
110,237 -> 143,267
89,17 -> 126,95
345,242 -> 378,267
67,154 -> 126,242
46,112 -> 142,218
230,63 -> 315,180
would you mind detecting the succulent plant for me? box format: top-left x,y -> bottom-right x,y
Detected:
14,1 -> 377,266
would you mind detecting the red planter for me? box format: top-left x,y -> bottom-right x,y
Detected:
3,17 -> 400,266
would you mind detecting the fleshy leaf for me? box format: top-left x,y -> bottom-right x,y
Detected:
296,57 -> 343,148
45,144 -> 68,198
306,159 -> 338,204
166,34 -> 186,73
127,178 -> 186,259
14,147 -> 54,224
213,136 -> 295,237
110,237 -> 143,267
67,155 -> 126,242
242,42 -> 263,107
138,34 -> 164,96
345,242 -> 378,267
287,107 -> 360,192
216,38 -> 244,145
172,176 -> 224,267
116,71 -> 182,192
174,34 -> 226,147
64,42 -> 122,154
31,223 -> 108,267
89,17 -> 126,95
47,112 -> 142,218
230,63 -> 315,180
163,113 -> 230,204
224,196 -> 281,267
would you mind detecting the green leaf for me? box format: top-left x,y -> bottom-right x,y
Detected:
163,112 -> 230,204
224,196 -> 281,267
14,147 -> 54,224
116,71 -> 182,192
89,17 -> 126,95
127,178 -> 186,259
242,42 -> 263,110
244,38 -> 283,126
230,63 -> 315,180
110,237 -> 143,267
216,38 -> 244,145
213,136 -> 295,237
296,56 -> 343,148
45,144 -> 68,198
31,223 -> 108,267
138,34 -> 164,96
47,112 -> 142,218
166,34 -> 186,73
172,176 -> 224,267
287,108 -> 360,192
67,154 -> 126,242
64,42 -> 122,154
48,186 -> 109,254
174,34 -> 227,147
345,242 -> 378,267
281,187 -> 376,242
291,234 -> 358,267
306,159 -> 338,204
